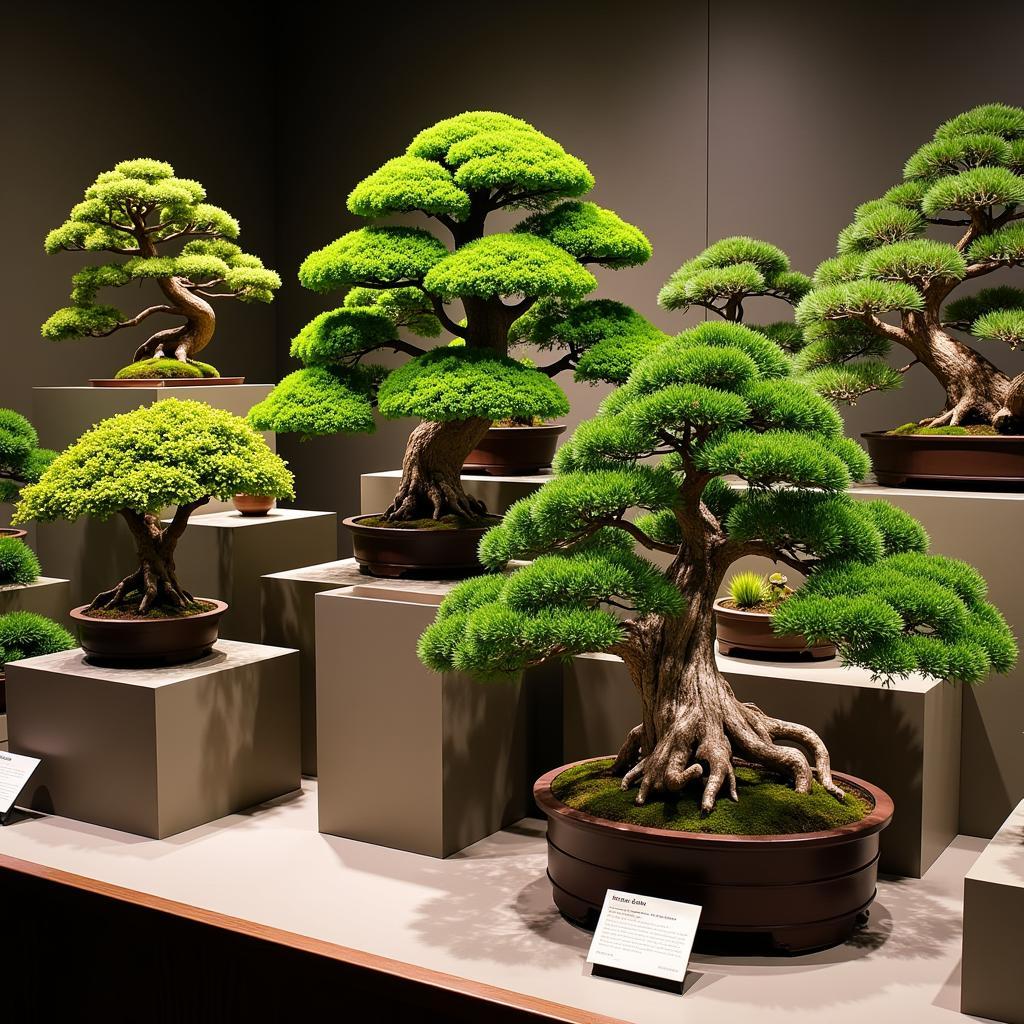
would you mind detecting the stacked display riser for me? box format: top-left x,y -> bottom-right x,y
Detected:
360,469 -> 552,517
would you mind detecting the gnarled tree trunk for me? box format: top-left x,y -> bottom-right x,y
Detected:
133,277 -> 215,363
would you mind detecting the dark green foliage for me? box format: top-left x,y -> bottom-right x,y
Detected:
0,409 -> 56,504
0,537 -> 41,585
0,611 -> 75,665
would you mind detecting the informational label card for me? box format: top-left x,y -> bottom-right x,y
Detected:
587,889 -> 701,989
0,750 -> 40,816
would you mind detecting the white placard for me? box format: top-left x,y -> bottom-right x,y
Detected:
0,751 -> 40,816
587,889 -> 701,984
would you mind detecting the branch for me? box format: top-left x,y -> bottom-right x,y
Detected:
90,304 -> 179,337
537,351 -> 576,377
860,312 -> 914,349
427,294 -> 467,338
392,338 -> 427,357
607,516 -> 679,555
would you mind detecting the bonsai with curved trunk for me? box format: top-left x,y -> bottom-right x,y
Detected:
797,104 -> 1024,430
42,158 -> 281,377
420,320 -> 1017,812
13,400 -> 293,615
249,111 -> 656,522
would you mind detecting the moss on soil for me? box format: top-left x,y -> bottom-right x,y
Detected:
82,599 -> 217,621
551,758 -> 870,836
719,596 -> 785,614
889,422 -> 997,436
359,514 -> 487,531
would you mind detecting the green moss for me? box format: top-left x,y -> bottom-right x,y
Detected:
114,358 -> 220,380
551,759 -> 869,835
359,514 -> 484,531
889,423 -> 996,436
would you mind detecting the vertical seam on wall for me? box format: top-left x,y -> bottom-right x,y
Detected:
704,0 -> 711,320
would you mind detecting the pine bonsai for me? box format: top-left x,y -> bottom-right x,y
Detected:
13,399 -> 293,614
797,104 -> 1024,430
249,111 -> 656,522
42,158 -> 281,378
420,321 -> 1017,812
0,537 -> 41,586
0,409 -> 56,503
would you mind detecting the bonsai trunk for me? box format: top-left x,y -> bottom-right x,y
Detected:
612,561 -> 846,812
133,276 -> 215,363
384,417 -> 492,521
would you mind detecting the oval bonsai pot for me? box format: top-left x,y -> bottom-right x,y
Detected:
88,377 -> 245,389
463,424 -> 567,476
714,599 -> 837,660
70,599 -> 228,666
233,494 -> 274,516
0,528 -> 28,541
535,758 -> 893,955
863,430 -> 1024,488
343,514 -> 501,579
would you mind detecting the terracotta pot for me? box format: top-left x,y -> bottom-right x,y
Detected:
88,377 -> 245,388
343,514 -> 500,578
463,424 -> 567,476
70,599 -> 228,666
714,599 -> 837,660
0,528 -> 28,541
233,494 -> 274,516
534,758 -> 893,954
863,430 -> 1024,488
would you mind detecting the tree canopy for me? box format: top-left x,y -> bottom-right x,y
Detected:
0,409 -> 56,503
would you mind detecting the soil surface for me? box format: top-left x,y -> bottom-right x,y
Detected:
81,599 -> 218,621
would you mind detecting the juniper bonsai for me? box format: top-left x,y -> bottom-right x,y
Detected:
249,111 -> 655,521
797,104 -> 1024,429
420,321 -> 1017,812
42,158 -> 281,377
0,409 -> 55,503
13,399 -> 293,614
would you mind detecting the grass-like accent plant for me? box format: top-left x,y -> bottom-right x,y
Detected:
420,321 -> 1017,813
249,111 -> 660,522
797,104 -> 1024,430
42,158 -> 281,377
0,408 -> 55,503
0,612 -> 75,665
13,399 -> 293,615
728,571 -> 770,608
0,538 -> 41,586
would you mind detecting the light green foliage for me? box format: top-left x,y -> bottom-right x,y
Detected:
934,104 -> 1024,141
41,304 -> 122,341
921,167 -> 1024,216
973,308 -> 1024,347
859,240 -> 966,285
882,180 -> 930,209
114,358 -> 218,380
801,362 -> 906,403
756,321 -> 805,353
344,287 -> 441,337
944,286 -> 1024,324
675,321 -> 791,380
813,254 -> 866,287
348,156 -> 471,220
837,204 -> 924,255
407,112 -> 539,160
0,537 -> 41,585
796,279 -> 924,324
290,308 -> 397,365
514,202 -> 651,268
247,366 -> 379,437
793,320 -> 890,372
0,409 -> 56,503
967,221 -> 1024,263
729,571 -> 769,608
0,612 -> 75,666
17,399 -> 293,524
903,134 -> 1011,182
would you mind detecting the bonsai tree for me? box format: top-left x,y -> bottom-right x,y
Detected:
420,320 -> 1017,811
0,537 -> 40,586
42,158 -> 281,379
14,399 -> 293,614
249,111 -> 655,522
0,409 -> 55,503
796,103 -> 1024,430
0,612 -> 74,665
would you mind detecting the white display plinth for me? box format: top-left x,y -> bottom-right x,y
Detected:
360,468 -> 551,517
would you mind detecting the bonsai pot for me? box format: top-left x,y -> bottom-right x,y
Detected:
343,514 -> 501,579
863,430 -> 1024,488
0,528 -> 28,541
463,424 -> 567,476
233,494 -> 274,516
88,377 -> 245,388
535,758 -> 893,955
70,599 -> 228,666
714,599 -> 837,660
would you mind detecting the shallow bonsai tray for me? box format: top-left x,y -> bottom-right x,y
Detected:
463,423 -> 567,476
714,600 -> 837,660
863,430 -> 1024,488
88,377 -> 246,388
535,758 -> 893,955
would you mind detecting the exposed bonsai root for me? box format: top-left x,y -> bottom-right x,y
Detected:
384,469 -> 488,522
88,569 -> 144,611
88,563 -> 194,615
133,325 -> 187,363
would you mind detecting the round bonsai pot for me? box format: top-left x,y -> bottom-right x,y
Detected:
535,758 -> 893,955
463,424 -> 567,476
233,494 -> 274,516
89,377 -> 245,388
714,599 -> 837,660
343,513 -> 500,578
863,430 -> 1024,488
0,528 -> 28,541
70,599 -> 228,666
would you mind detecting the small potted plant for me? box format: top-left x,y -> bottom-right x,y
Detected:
715,570 -> 837,659
41,158 -> 280,384
0,612 -> 75,713
420,319 -> 1017,952
0,408 -> 56,539
249,112 -> 655,576
14,399 -> 293,664
796,103 -> 1024,485
0,536 -> 42,587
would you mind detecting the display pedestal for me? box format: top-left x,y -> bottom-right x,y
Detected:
564,651 -> 959,877
5,639 -> 300,838
170,509 -> 337,644
962,799 -> 1024,1023
261,558 -> 366,776
315,580 -> 561,857
0,577 -> 71,624
360,468 -> 551,517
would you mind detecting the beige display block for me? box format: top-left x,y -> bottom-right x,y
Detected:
5,639 -> 300,838
360,468 -> 550,517
564,651 -> 960,877
261,558 -> 367,776
170,509 -> 337,644
0,577 -> 71,626
961,799 -> 1024,1023
315,581 -> 561,857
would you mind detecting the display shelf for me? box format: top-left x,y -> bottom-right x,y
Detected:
0,576 -> 71,625
961,799 -> 1024,1023
564,652 -> 959,878
261,558 -> 367,776
315,581 -> 561,858
5,639 -> 300,838
168,508 -> 337,644
360,468 -> 551,517
0,777 -> 984,1023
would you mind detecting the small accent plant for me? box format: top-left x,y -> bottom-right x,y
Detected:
0,538 -> 41,586
728,571 -> 770,609
0,612 -> 75,665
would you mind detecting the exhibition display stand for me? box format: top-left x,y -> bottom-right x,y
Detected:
360,468 -> 551,517
0,576 -> 70,623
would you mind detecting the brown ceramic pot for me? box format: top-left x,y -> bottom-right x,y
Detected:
0,528 -> 28,541
714,599 -> 837,660
463,424 -> 567,476
88,377 -> 245,388
232,494 -> 274,516
70,599 -> 228,666
535,758 -> 893,954
863,430 -> 1024,488
343,514 -> 500,578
